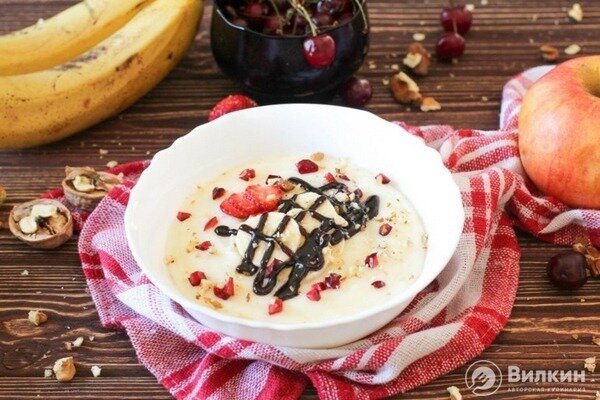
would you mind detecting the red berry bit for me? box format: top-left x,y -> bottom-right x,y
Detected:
268,297 -> 283,315
365,252 -> 379,268
204,216 -> 218,231
239,168 -> 256,181
324,272 -> 341,289
188,271 -> 207,286
376,173 -> 390,184
371,280 -> 386,289
296,159 -> 319,174
324,172 -> 336,183
208,94 -> 257,122
436,32 -> 465,60
212,187 -> 226,200
306,287 -> 321,301
379,223 -> 392,236
214,277 -> 234,300
303,34 -> 336,69
196,241 -> 212,251
220,184 -> 283,219
176,211 -> 192,221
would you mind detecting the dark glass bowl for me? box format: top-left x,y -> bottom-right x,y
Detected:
210,0 -> 369,102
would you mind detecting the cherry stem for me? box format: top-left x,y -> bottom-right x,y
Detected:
352,0 -> 368,32
448,0 -> 458,33
267,0 -> 284,33
289,0 -> 317,36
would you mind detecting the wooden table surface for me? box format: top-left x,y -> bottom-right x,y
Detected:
1,0 -> 599,399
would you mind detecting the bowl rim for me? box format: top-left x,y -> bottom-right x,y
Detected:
125,104 -> 464,333
212,0 -> 368,39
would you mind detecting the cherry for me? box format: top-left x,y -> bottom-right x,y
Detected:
547,251 -> 588,290
340,76 -> 372,107
440,5 -> 472,34
263,15 -> 282,34
303,34 -> 336,68
312,12 -> 334,28
435,32 -> 465,60
244,2 -> 268,28
316,0 -> 349,16
232,17 -> 249,28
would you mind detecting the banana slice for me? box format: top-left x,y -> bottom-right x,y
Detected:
293,192 -> 348,227
235,212 -> 303,265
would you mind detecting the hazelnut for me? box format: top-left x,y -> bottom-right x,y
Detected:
53,357 -> 76,382
8,199 -> 73,249
62,166 -> 122,211
390,72 -> 422,105
28,310 -> 48,326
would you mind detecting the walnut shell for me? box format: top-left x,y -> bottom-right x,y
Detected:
8,199 -> 73,249
62,166 -> 122,211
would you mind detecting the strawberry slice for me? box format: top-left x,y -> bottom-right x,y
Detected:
220,185 -> 283,219
243,184 -> 283,213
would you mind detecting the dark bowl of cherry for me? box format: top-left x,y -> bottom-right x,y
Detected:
211,0 -> 369,102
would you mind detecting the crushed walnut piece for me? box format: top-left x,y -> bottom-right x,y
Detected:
573,237 -> 600,277
73,336 -> 84,348
567,3 -> 583,22
420,97 -> 442,112
447,386 -> 462,400
390,72 -> 421,105
91,365 -> 102,377
403,42 -> 432,76
53,356 -> 76,382
44,368 -> 53,378
28,310 -> 48,326
540,45 -> 559,62
584,356 -> 596,373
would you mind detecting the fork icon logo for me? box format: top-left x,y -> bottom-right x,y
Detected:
465,360 -> 502,396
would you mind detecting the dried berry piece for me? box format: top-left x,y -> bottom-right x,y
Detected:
196,241 -> 212,251
306,287 -> 321,301
208,94 -> 257,122
371,280 -> 386,288
365,252 -> 379,268
214,277 -> 234,300
268,297 -> 283,314
188,271 -> 207,286
376,173 -> 390,184
296,159 -> 319,174
312,282 -> 327,292
324,172 -> 336,184
212,187 -> 226,200
204,216 -> 219,231
239,168 -> 256,181
177,212 -> 192,221
379,223 -> 392,236
324,273 -> 341,289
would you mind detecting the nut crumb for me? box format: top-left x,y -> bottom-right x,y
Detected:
412,32 -> 425,41
53,357 -> 76,382
540,44 -> 559,62
584,356 -> 596,373
481,96 -> 489,102
596,390 -> 600,400
310,152 -> 324,162
99,149 -> 109,156
572,334 -> 579,339
593,337 -> 600,346
91,365 -> 102,377
447,386 -> 462,400
567,3 -> 583,22
28,310 -> 48,326
65,342 -> 73,351
564,44 -> 581,55
89,335 -> 95,342
465,4 -> 475,11
21,269 -> 29,276
73,336 -> 84,348
44,368 -> 53,378
106,160 -> 118,168
420,97 -> 441,112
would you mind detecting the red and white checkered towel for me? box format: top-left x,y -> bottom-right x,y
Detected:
42,65 -> 599,399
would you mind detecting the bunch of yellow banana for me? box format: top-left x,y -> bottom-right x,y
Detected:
0,0 -> 203,150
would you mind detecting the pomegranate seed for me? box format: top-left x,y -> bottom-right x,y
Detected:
265,258 -> 280,277
379,223 -> 392,236
176,212 -> 191,221
324,172 -> 336,183
312,282 -> 327,292
239,168 -> 256,181
204,216 -> 218,231
196,241 -> 212,251
306,287 -> 321,301
214,277 -> 234,300
324,273 -> 341,289
212,187 -> 226,200
296,159 -> 319,174
376,173 -> 390,184
188,271 -> 207,286
365,252 -> 379,268
302,34 -> 336,69
268,297 -> 283,315
371,280 -> 386,289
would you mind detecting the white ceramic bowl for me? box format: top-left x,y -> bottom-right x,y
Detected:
125,104 -> 464,349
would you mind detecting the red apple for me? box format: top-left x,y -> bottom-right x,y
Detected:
518,56 -> 600,209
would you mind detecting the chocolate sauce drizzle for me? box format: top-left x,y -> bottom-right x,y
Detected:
215,177 -> 379,300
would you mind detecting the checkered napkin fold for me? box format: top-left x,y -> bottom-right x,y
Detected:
42,65 -> 598,400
